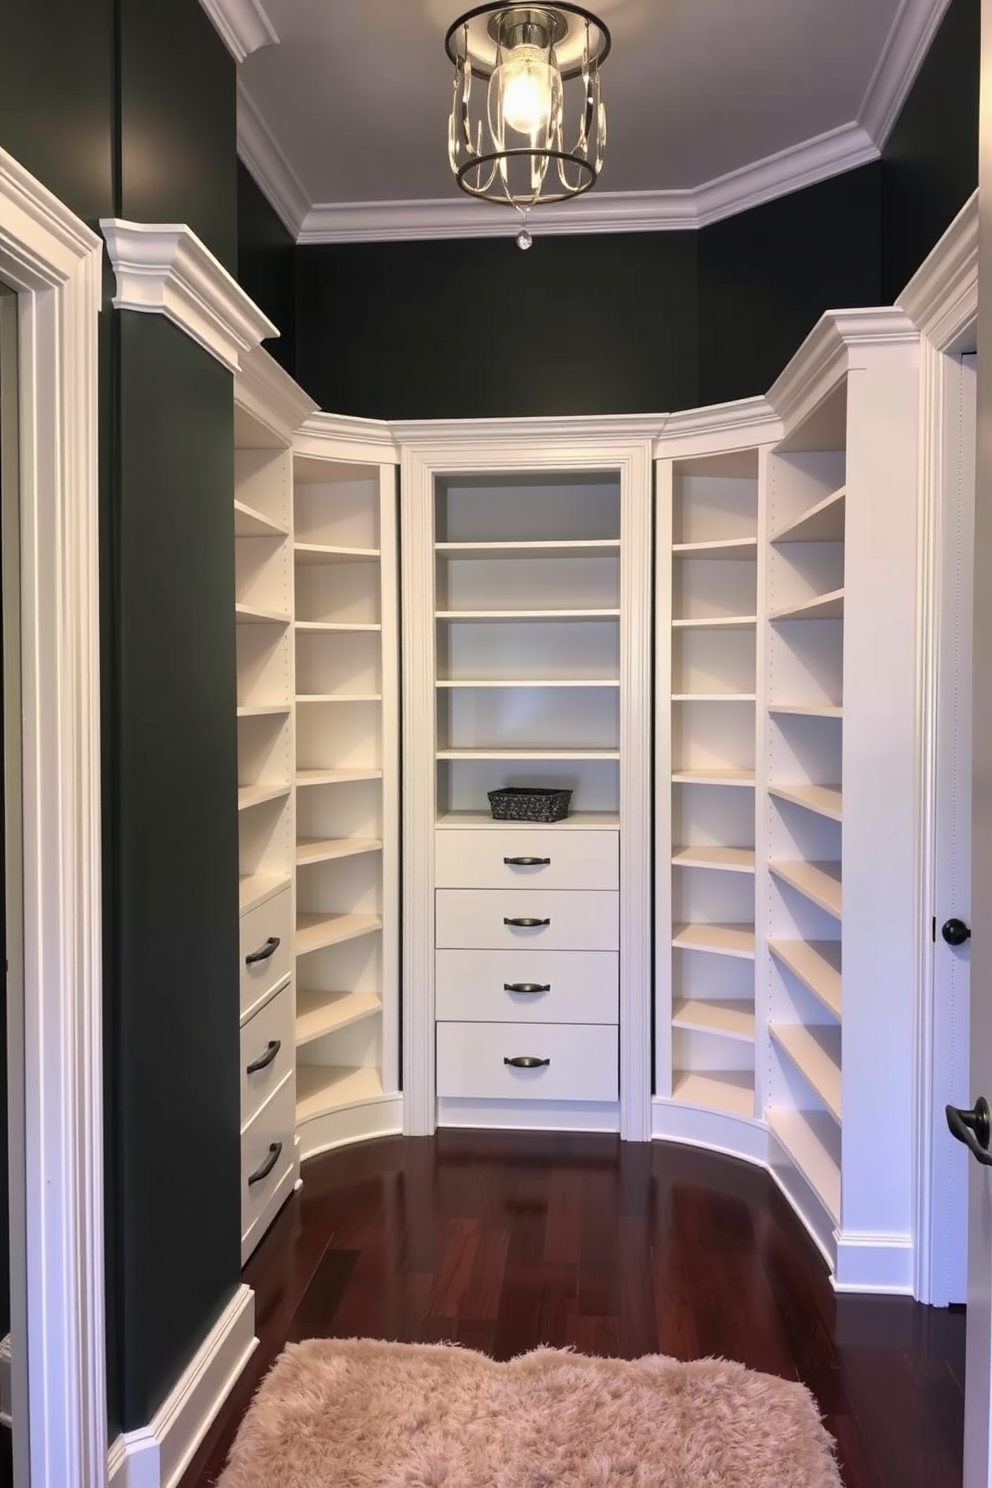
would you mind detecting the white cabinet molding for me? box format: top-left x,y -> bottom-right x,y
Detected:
198,0 -> 277,62
237,344 -> 318,444
296,410 -> 400,466
392,413 -> 665,448
100,219 -> 278,373
0,144 -> 106,1488
655,396 -> 781,459
897,189 -> 978,349
767,307 -> 919,438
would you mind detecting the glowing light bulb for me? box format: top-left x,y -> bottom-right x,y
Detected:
496,45 -> 554,134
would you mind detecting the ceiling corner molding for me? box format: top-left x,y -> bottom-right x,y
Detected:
238,81 -> 310,239
859,0 -> 953,150
198,0 -> 278,63
896,189 -> 978,345
236,345 -> 318,440
693,122 -> 878,229
655,397 -> 782,458
99,219 -> 278,373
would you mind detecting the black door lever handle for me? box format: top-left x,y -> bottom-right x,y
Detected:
946,1097 -> 992,1164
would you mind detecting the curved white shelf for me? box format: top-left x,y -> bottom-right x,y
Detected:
235,499 -> 289,538
437,746 -> 620,760
672,615 -> 757,629
672,998 -> 755,1042
296,1064 -> 384,1123
769,860 -> 842,919
436,678 -> 620,689
672,846 -> 755,873
295,621 -> 382,633
296,693 -> 382,704
297,768 -> 383,787
296,987 -> 382,1048
238,782 -> 291,812
435,608 -> 620,621
771,486 -> 845,544
239,872 -> 292,915
295,543 -> 380,564
672,923 -> 755,959
672,1069 -> 755,1118
770,1022 -> 842,1121
435,539 -> 620,558
769,589 -> 844,622
672,537 -> 758,560
296,911 -> 382,957
297,836 -> 382,867
236,602 -> 291,625
768,939 -> 842,1019
769,782 -> 842,821
766,1107 -> 841,1224
769,704 -> 842,718
672,769 -> 756,787
237,704 -> 291,718
672,693 -> 756,703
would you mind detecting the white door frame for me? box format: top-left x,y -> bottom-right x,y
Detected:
0,146 -> 106,1482
897,189 -> 979,1303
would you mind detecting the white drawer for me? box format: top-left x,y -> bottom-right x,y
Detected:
240,887 -> 292,1021
436,1021 -> 619,1102
240,980 -> 295,1129
435,949 -> 618,1023
241,1071 -> 296,1252
435,889 -> 619,951
435,828 -> 618,891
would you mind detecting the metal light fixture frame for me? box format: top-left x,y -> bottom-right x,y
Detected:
445,3 -> 611,220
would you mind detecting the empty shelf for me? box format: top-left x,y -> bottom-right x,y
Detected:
435,608 -> 621,621
296,912 -> 382,957
672,615 -> 757,630
769,860 -> 842,919
295,543 -> 380,564
673,769 -> 756,788
239,872 -> 292,915
672,1069 -> 755,1119
673,923 -> 756,959
672,846 -> 755,873
771,487 -> 846,544
296,768 -> 383,787
672,694 -> 756,703
769,589 -> 844,622
766,1107 -> 841,1223
768,940 -> 842,1019
296,694 -> 383,704
672,538 -> 758,560
296,1064 -> 384,1123
769,783 -> 842,821
234,500 -> 288,538
435,539 -> 620,558
437,747 -> 620,760
672,999 -> 755,1042
297,837 -> 383,867
769,704 -> 842,718
238,782 -> 291,812
235,602 -> 291,625
237,704 -> 291,718
436,678 -> 620,689
295,621 -> 382,632
770,1022 -> 842,1121
296,987 -> 382,1048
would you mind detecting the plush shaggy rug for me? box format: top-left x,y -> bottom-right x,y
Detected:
215,1338 -> 842,1487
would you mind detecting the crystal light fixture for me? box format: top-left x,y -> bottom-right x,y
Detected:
446,5 -> 610,246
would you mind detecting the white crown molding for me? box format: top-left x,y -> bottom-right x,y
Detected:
236,344 -> 318,442
100,219 -> 278,373
198,0 -> 277,63
296,411 -> 400,465
390,412 -> 667,447
237,80 -> 311,239
860,0 -> 953,150
768,306 -> 919,434
655,396 -> 782,459
294,121 -> 878,244
897,188 -> 978,349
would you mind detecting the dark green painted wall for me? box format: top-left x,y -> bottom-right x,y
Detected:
881,0 -> 980,302
237,161 -> 297,377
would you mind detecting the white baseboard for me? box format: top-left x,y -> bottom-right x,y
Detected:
298,1093 -> 404,1161
833,1230 -> 915,1294
107,1284 -> 257,1488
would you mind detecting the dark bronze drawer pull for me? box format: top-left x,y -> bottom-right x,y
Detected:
246,1039 -> 281,1074
504,1056 -> 551,1069
503,856 -> 551,866
504,982 -> 551,994
247,1141 -> 283,1185
245,936 -> 280,966
503,916 -> 551,928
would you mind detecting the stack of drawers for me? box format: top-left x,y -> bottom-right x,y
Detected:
434,826 -> 620,1105
238,885 -> 298,1262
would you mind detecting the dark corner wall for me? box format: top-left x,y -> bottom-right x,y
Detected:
236,0 -> 978,420
1,0 -> 243,1442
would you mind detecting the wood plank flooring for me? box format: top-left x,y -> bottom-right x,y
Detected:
178,1132 -> 965,1488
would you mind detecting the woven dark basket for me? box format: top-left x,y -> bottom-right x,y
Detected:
487,787 -> 572,823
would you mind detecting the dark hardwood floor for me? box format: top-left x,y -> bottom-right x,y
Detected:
178,1131 -> 966,1488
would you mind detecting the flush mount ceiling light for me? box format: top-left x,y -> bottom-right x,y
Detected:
445,4 -> 610,247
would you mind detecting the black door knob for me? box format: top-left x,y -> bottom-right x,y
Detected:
942,918 -> 972,946
946,1097 -> 992,1164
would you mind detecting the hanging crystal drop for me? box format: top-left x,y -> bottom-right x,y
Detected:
516,226 -> 533,250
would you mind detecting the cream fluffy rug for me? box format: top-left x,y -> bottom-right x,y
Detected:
216,1338 -> 842,1487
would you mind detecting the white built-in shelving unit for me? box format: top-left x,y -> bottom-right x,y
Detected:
400,428 -> 653,1140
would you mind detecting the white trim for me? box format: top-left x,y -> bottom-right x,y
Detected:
236,344 -> 318,444
860,0 -> 954,150
107,1286 -> 256,1488
100,218 -> 278,373
654,396 -> 782,458
391,412 -> 665,447
436,1099 -> 621,1132
293,122 -> 878,244
898,190 -> 979,348
767,307 -> 919,436
237,80 -> 312,240
198,0 -> 278,62
834,1231 -> 916,1294
296,410 -> 400,465
297,1095 -> 404,1161
0,144 -> 106,1488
